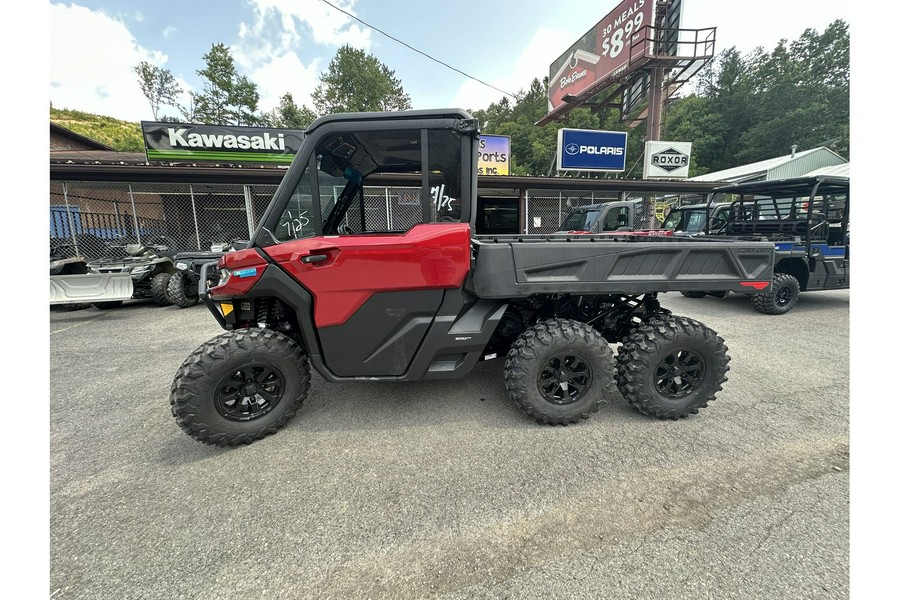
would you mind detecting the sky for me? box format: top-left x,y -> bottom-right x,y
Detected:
48,0 -> 852,123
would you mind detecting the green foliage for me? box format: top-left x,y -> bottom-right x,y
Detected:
193,43 -> 264,125
133,61 -> 182,120
266,93 -> 318,129
312,45 -> 412,114
666,19 -> 849,170
50,107 -> 143,152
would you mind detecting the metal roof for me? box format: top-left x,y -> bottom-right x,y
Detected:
689,147 -> 848,183
804,162 -> 850,178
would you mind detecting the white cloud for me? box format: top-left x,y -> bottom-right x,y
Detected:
450,26 -> 572,112
243,0 -> 371,50
49,3 -> 168,121
250,52 -> 321,113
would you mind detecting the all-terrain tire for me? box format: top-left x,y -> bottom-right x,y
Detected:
93,301 -> 124,310
170,328 -> 310,446
751,273 -> 800,315
150,272 -> 173,306
707,291 -> 729,298
615,315 -> 730,419
504,318 -> 617,425
167,271 -> 199,308
680,291 -> 707,299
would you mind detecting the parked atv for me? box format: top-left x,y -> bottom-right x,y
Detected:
87,242 -> 177,307
167,240 -> 249,308
50,240 -> 133,310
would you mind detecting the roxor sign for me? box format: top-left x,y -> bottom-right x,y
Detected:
141,121 -> 305,164
643,140 -> 692,178
557,128 -> 628,172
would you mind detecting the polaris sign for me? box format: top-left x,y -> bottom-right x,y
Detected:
141,121 -> 305,164
556,128 -> 627,172
643,140 -> 692,178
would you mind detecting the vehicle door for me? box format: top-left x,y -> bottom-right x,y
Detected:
258,125 -> 473,377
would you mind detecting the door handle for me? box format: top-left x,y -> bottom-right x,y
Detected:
301,253 -> 328,264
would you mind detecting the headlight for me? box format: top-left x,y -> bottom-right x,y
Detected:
131,265 -> 152,274
176,262 -> 189,270
217,268 -> 232,287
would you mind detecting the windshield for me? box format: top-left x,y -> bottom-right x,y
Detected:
663,208 -> 709,232
560,209 -> 601,232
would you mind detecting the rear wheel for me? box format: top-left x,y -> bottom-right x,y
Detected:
170,328 -> 310,446
166,271 -> 199,308
751,273 -> 800,315
504,318 -> 617,425
150,272 -> 173,306
616,316 -> 730,419
680,291 -> 707,299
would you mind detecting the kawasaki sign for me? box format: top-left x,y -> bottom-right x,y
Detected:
141,121 -> 304,164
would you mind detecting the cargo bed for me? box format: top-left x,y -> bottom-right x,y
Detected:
471,234 -> 774,298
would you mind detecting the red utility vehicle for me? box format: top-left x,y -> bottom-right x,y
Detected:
170,109 -> 774,445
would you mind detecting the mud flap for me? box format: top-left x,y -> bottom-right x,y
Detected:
50,273 -> 134,305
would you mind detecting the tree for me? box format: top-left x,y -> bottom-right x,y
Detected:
312,45 -> 412,114
133,61 -> 182,120
267,93 -> 318,129
193,43 -> 263,125
194,43 -> 237,124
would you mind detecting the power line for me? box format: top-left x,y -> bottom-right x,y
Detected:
317,0 -> 521,101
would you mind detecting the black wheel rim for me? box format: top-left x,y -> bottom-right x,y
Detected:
654,349 -> 706,399
214,363 -> 285,421
538,353 -> 592,405
775,285 -> 794,307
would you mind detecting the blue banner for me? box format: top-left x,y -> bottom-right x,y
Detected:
557,128 -> 627,172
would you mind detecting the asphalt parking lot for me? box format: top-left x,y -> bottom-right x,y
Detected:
49,290 -> 850,600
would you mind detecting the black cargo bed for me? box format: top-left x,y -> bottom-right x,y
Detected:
470,234 -> 774,298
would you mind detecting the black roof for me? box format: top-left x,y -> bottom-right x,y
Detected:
712,175 -> 849,197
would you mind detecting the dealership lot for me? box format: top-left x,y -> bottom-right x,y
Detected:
49,290 -> 849,599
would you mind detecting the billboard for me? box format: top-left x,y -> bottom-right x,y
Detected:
643,140 -> 692,178
478,134 -> 511,175
547,0 -> 655,113
557,128 -> 627,172
141,121 -> 305,164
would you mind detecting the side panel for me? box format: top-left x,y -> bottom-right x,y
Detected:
261,223 -> 471,377
471,238 -> 775,297
263,223 -> 471,327
317,290 -> 443,377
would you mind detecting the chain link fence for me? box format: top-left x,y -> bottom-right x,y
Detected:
50,180 -> 711,258
49,181 -> 279,260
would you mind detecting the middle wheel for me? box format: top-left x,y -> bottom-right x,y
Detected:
504,318 -> 617,425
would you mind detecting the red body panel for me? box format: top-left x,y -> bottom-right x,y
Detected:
264,223 -> 471,327
210,248 -> 269,296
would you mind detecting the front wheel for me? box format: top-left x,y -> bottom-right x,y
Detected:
616,316 -> 730,419
170,328 -> 310,445
150,272 -> 173,306
167,271 -> 199,308
751,273 -> 800,315
504,318 -> 617,425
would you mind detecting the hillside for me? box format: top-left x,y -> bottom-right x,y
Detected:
50,107 -> 144,152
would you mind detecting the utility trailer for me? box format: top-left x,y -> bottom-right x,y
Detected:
170,109 -> 775,445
